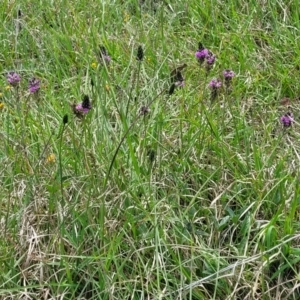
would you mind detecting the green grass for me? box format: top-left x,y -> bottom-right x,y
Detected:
1,0 -> 300,299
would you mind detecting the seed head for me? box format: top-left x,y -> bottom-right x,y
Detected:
63,114 -> 69,124
136,45 -> 144,61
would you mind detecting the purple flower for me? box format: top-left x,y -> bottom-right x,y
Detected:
195,48 -> 209,66
7,72 -> 21,86
209,79 -> 222,101
74,95 -> 92,116
75,103 -> 90,114
206,52 -> 216,65
195,49 -> 209,59
223,70 -> 235,79
99,45 -> 111,64
209,79 -> 222,88
103,55 -> 111,63
280,112 -> 294,127
28,78 -> 40,93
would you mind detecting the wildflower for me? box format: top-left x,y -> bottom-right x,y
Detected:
195,48 -> 209,65
209,79 -> 222,101
206,51 -> 216,65
105,84 -> 110,92
136,45 -> 144,61
223,69 -> 235,79
72,95 -> 92,118
91,62 -> 97,69
7,72 -> 21,86
205,51 -> 216,72
195,42 -> 209,65
195,48 -> 209,60
280,112 -> 294,127
123,11 -> 130,22
209,79 -> 222,89
46,154 -> 56,163
28,77 -> 40,93
0,102 -> 4,109
99,46 -> 111,64
223,69 -> 235,89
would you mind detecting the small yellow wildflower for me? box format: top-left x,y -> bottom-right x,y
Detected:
123,11 -> 130,23
91,62 -> 97,69
46,154 -> 56,163
105,84 -> 110,92
5,85 -> 11,91
0,102 -> 4,109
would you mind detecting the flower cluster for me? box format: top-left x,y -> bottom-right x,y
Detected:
195,42 -> 216,71
195,42 -> 236,100
207,70 -> 235,101
6,72 -> 40,94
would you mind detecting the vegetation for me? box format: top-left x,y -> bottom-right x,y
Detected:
1,0 -> 300,299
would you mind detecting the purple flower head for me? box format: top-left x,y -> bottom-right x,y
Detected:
75,95 -> 92,115
206,52 -> 216,65
7,72 -> 21,86
223,69 -> 235,79
28,77 -> 40,93
195,48 -> 209,59
99,45 -> 111,64
280,112 -> 294,127
103,55 -> 111,63
209,79 -> 222,89
75,103 -> 90,114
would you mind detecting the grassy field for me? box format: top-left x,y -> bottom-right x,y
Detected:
1,0 -> 300,299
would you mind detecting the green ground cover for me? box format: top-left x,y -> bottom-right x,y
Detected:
1,1 -> 300,299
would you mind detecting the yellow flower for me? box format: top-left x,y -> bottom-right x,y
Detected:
91,62 -> 97,69
0,102 -> 4,109
46,154 -> 56,163
105,84 -> 110,92
5,85 -> 11,91
123,11 -> 130,23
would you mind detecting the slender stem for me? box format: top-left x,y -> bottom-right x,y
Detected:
104,88 -> 166,188
59,122 -> 66,205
